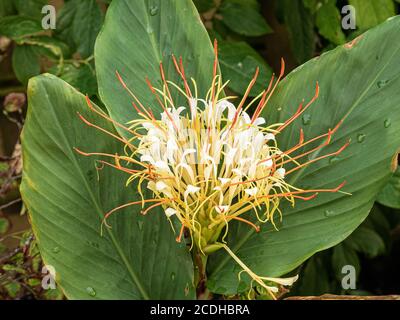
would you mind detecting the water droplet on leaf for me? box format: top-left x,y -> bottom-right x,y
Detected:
52,247 -> 60,254
146,25 -> 154,34
384,119 -> 391,128
377,80 -> 389,88
149,5 -> 159,16
325,210 -> 337,217
302,114 -> 311,125
86,287 -> 96,297
171,272 -> 176,280
330,157 -> 340,164
357,134 -> 366,143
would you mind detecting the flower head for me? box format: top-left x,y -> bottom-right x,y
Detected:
76,40 -> 349,298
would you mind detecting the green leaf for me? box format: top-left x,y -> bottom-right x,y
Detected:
331,244 -> 360,280
377,167 -> 400,209
0,16 -> 43,39
316,0 -> 346,45
207,16 -> 400,294
0,0 -> 15,17
95,0 -> 217,139
281,0 -> 315,63
219,1 -> 272,36
193,0 -> 215,13
56,0 -> 104,58
218,41 -> 272,97
14,0 -> 47,19
12,45 -> 41,85
50,63 -> 98,97
293,256 -> 331,296
349,0 -> 396,30
21,74 -> 195,299
345,226 -> 385,258
302,0 -> 319,14
0,217 -> 10,234
4,282 -> 21,298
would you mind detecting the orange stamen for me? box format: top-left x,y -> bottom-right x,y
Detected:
230,216 -> 260,232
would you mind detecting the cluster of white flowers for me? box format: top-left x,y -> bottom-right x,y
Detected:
134,97 -> 288,231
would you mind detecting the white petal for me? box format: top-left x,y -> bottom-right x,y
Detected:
155,181 -> 168,191
154,161 -> 169,170
253,117 -> 266,126
261,159 -> 273,168
262,275 -> 299,286
140,154 -> 155,164
265,133 -> 276,141
218,178 -> 231,185
245,187 -> 258,196
165,208 -> 177,218
215,205 -> 229,214
276,168 -> 286,179
184,185 -> 200,199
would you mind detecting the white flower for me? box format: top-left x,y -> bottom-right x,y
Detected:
275,168 -> 286,179
245,187 -> 258,196
165,208 -> 177,218
215,205 -> 230,214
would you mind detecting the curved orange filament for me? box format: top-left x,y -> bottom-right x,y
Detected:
176,224 -> 185,243
84,95 -> 141,137
230,216 -> 261,232
77,112 -> 136,150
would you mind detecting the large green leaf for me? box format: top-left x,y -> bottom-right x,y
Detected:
219,1 -> 272,37
282,0 -> 315,63
95,0 -> 216,139
377,167 -> 400,209
21,74 -> 195,299
56,0 -> 104,58
207,16 -> 400,294
218,41 -> 272,97
349,0 -> 395,31
12,45 -> 41,85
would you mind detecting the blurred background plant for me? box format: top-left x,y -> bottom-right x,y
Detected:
0,0 -> 399,299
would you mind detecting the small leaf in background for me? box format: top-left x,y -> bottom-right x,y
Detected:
332,243 -> 360,280
4,282 -> 21,298
14,0 -> 47,19
56,0 -> 104,58
302,0 -> 320,14
377,167 -> 400,209
0,242 -> 6,254
218,41 -> 272,97
20,36 -> 71,60
293,256 -> 331,296
0,0 -> 15,17
0,217 -> 10,234
193,0 -> 215,13
51,63 -> 98,97
281,0 -> 315,63
346,226 -> 386,258
349,0 -> 396,30
0,16 -> 43,40
12,45 -> 41,85
219,1 -> 272,36
315,0 -> 346,45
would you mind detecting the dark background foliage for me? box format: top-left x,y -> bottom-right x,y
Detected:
0,0 -> 399,299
